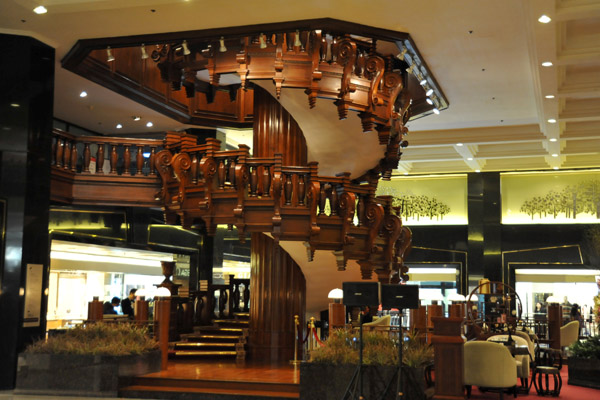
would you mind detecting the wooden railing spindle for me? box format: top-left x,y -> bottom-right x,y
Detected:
110,144 -> 118,174
319,183 -> 327,215
149,147 -> 156,175
298,174 -> 306,205
136,146 -> 143,175
70,141 -> 78,172
124,145 -> 131,175
330,184 -> 338,216
229,158 -> 236,188
83,143 -> 90,173
218,159 -> 225,189
97,144 -> 105,174
63,139 -> 71,169
250,166 -> 258,196
284,173 -> 293,205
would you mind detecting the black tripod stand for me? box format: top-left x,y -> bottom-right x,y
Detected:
378,312 -> 405,400
341,313 -> 366,400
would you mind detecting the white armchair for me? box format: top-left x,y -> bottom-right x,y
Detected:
362,314 -> 391,331
464,340 -> 518,399
487,334 -> 532,390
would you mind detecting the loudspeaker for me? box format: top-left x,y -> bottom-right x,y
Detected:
381,284 -> 419,309
342,282 -> 379,306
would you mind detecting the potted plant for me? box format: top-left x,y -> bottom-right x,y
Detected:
567,335 -> 600,389
16,322 -> 160,397
300,329 -> 433,400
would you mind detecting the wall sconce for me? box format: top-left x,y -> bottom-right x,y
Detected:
294,30 -> 302,47
141,44 -> 149,60
219,36 -> 227,52
106,46 -> 115,62
259,33 -> 267,49
182,40 -> 191,56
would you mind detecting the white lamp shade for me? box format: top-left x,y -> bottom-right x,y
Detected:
448,293 -> 466,302
155,287 -> 171,297
328,288 -> 344,300
545,295 -> 561,304
466,294 -> 479,302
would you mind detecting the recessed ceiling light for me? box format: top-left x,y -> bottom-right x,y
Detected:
116,124 -> 123,129
10,103 -> 20,108
33,6 -> 47,14
475,170 -> 481,173
538,15 -> 551,23
548,118 -> 557,123
552,153 -> 558,157
541,61 -> 553,67
403,172 -> 409,176
79,91 -> 87,98
545,95 -> 555,99
467,157 -> 473,161
549,138 -> 557,142
425,89 -> 434,96
553,166 -> 559,170
146,122 -> 153,127
432,108 -> 440,115
456,143 -> 463,147
419,79 -> 427,86
426,98 -> 433,105
132,116 -> 141,121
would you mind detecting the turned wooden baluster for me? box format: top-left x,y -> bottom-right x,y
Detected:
63,139 -> 71,170
298,174 -> 306,205
149,147 -> 156,175
123,145 -> 131,175
97,144 -> 105,173
135,146 -> 143,175
249,166 -> 258,196
56,138 -> 64,168
357,194 -> 365,226
110,144 -> 118,174
217,158 -> 225,189
319,183 -> 328,215
229,157 -> 236,188
284,173 -> 293,205
70,141 -> 78,172
191,152 -> 198,184
330,184 -> 338,216
262,166 -> 271,197
83,142 -> 90,173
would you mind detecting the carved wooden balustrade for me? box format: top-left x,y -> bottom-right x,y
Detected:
50,129 -> 163,207
157,132 -> 412,282
194,276 -> 250,326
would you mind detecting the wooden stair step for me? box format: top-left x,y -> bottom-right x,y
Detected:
119,384 -> 299,399
185,334 -> 241,341
214,319 -> 249,325
124,376 -> 299,394
174,342 -> 236,348
197,327 -> 244,333
172,350 -> 238,356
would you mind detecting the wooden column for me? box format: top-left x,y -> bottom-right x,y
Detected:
134,298 -> 149,323
432,317 -> 466,400
249,233 -> 306,362
547,303 -> 562,349
155,298 -> 171,370
329,303 -> 346,334
87,297 -> 103,321
253,86 -> 307,166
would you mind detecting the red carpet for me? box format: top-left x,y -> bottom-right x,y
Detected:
469,366 -> 598,400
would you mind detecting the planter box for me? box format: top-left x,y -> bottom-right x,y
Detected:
15,350 -> 161,397
568,357 -> 600,389
300,363 -> 428,400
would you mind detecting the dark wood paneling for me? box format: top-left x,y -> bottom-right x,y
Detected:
249,233 -> 306,362
253,87 -> 307,166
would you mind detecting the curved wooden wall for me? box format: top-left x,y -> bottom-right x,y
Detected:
249,233 -> 306,361
253,86 -> 307,166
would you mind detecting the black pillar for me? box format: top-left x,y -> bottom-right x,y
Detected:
0,34 -> 54,389
467,172 -> 502,286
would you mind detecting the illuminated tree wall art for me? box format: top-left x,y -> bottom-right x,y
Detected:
390,194 -> 451,221
520,180 -> 600,220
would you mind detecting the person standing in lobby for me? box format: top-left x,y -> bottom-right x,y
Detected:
121,288 -> 137,319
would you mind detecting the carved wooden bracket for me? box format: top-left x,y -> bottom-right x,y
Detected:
365,200 -> 384,254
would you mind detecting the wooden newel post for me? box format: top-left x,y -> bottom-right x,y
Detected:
155,297 -> 171,370
135,296 -> 149,324
87,296 -> 103,322
432,316 -> 466,400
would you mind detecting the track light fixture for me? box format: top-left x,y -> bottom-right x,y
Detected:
141,44 -> 149,60
219,37 -> 227,52
106,46 -> 115,62
182,40 -> 191,56
294,30 -> 302,47
259,33 -> 267,49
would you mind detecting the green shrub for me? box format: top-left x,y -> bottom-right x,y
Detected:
310,328 -> 432,367
570,335 -> 600,359
25,323 -> 158,356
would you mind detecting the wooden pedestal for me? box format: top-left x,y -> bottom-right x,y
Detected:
432,316 -> 466,400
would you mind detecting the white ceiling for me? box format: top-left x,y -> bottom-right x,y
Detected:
2,0 -> 600,314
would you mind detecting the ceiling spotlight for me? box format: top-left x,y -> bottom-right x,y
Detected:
106,46 -> 115,62
79,91 -> 87,98
541,61 -> 553,67
403,172 -> 409,175
426,98 -> 433,105
33,5 -> 47,14
397,47 -> 408,61
456,143 -> 463,147
432,108 -> 440,115
475,170 -> 481,173
545,95 -> 555,99
552,153 -> 558,157
426,88 -> 434,97
553,166 -> 559,170
467,157 -> 473,161
548,118 -> 557,123
538,15 -> 551,23
132,116 -> 141,121
182,40 -> 191,56
116,124 -> 123,129
141,44 -> 149,59
146,122 -> 153,127
420,79 -> 427,86
549,138 -> 557,142
294,30 -> 302,47
259,33 -> 267,49
10,103 -> 20,108
219,37 -> 227,52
